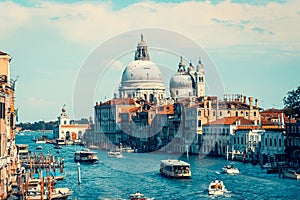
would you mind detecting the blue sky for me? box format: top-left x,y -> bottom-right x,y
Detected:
0,0 -> 299,122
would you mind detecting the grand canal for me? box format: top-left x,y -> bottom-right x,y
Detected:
16,132 -> 299,200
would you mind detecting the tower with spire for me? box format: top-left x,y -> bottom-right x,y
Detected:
195,58 -> 205,97
134,34 -> 150,61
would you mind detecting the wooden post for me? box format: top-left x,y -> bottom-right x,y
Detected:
47,176 -> 52,200
41,175 -> 44,200
77,162 -> 81,184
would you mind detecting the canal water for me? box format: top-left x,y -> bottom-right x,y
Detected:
16,132 -> 299,200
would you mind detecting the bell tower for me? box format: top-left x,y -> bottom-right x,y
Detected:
195,58 -> 205,97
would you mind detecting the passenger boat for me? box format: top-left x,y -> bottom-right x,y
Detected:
107,149 -> 123,158
222,165 -> 240,174
74,149 -> 99,163
129,191 -> 154,200
208,179 -> 226,195
160,160 -> 191,179
283,169 -> 300,179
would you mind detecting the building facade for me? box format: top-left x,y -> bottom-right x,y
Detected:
0,51 -> 18,199
53,106 -> 88,142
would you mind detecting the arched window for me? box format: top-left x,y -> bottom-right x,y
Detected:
149,94 -> 154,102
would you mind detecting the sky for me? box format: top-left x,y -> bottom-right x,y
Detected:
0,0 -> 299,122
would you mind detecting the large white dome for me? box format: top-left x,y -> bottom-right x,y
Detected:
121,60 -> 163,83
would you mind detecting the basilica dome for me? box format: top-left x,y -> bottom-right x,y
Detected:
121,60 -> 163,83
119,34 -> 166,103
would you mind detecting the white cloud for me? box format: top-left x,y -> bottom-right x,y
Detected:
26,97 -> 55,107
0,0 -> 299,49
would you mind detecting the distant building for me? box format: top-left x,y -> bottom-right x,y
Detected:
285,120 -> 300,166
53,106 -> 88,142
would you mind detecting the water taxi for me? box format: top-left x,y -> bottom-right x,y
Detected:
74,149 -> 99,163
160,160 -> 191,179
129,191 -> 154,200
107,149 -> 123,158
208,179 -> 226,195
283,169 -> 300,179
222,165 -> 240,174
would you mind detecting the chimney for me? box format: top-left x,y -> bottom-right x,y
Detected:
249,97 -> 253,109
255,99 -> 258,108
243,96 -> 247,104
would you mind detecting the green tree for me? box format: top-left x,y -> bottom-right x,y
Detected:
283,85 -> 300,117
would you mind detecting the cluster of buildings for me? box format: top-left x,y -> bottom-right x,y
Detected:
83,35 -> 300,167
0,51 -> 18,199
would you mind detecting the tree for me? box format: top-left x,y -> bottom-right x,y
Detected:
283,85 -> 300,117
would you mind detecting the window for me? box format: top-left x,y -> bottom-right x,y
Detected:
235,111 -> 238,117
198,110 -> 201,116
265,138 -> 267,146
279,139 -> 282,147
213,111 -> 216,116
198,120 -> 202,127
241,137 -> 243,145
270,138 -> 272,146
254,112 -> 257,116
64,120 -> 67,125
246,112 -> 248,117
274,139 -> 277,147
176,90 -> 179,95
234,137 -> 236,144
0,102 -> 5,119
220,111 -> 222,117
238,137 -> 240,144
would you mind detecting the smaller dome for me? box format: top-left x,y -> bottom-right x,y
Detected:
170,72 -> 194,89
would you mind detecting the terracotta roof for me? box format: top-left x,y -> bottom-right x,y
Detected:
236,125 -> 259,130
96,98 -> 136,106
0,51 -> 8,55
208,116 -> 255,125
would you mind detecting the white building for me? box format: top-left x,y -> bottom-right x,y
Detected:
53,106 -> 89,141
260,129 -> 285,156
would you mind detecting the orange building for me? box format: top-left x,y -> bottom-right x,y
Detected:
0,51 -> 18,199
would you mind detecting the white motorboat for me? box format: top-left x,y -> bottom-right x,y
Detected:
27,187 -> 72,200
129,191 -> 154,200
283,169 -> 300,179
74,149 -> 99,163
208,179 -> 225,195
160,160 -> 191,179
222,165 -> 240,174
107,149 -> 123,158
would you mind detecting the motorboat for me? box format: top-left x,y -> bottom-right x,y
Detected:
160,160 -> 191,179
36,146 -> 43,150
283,169 -> 300,179
54,145 -> 62,149
122,147 -> 135,153
129,191 -> 154,200
222,165 -> 240,174
27,187 -> 72,200
107,149 -> 123,158
208,179 -> 226,195
74,149 -> 99,163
